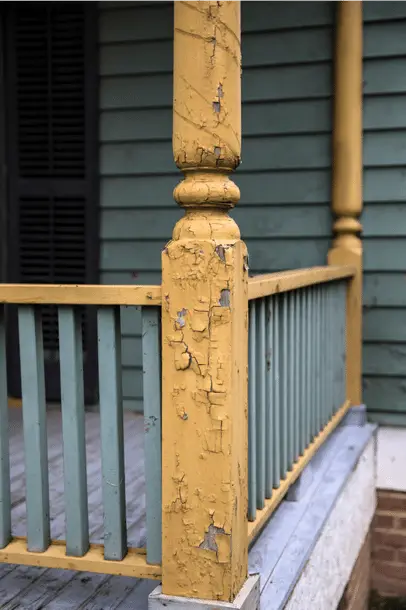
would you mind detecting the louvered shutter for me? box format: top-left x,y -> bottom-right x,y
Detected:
5,2 -> 99,403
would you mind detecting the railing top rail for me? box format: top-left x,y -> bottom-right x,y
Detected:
0,284 -> 162,306
248,265 -> 355,301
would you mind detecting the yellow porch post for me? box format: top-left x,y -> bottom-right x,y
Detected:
328,0 -> 363,405
160,0 -> 248,603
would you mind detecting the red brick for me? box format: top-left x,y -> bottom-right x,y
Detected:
372,572 -> 406,596
393,516 -> 406,530
374,514 -> 394,529
377,490 -> 406,513
374,560 -> 406,581
374,529 -> 406,550
397,549 -> 406,563
340,533 -> 370,610
372,546 -> 397,562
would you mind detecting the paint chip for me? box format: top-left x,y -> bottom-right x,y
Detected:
219,289 -> 230,307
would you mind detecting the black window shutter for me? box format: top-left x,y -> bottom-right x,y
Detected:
5,2 -> 99,403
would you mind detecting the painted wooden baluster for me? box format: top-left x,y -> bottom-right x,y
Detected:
141,306 -> 162,565
293,292 -> 297,463
288,292 -> 295,469
309,288 -> 314,439
265,296 -> 273,498
97,307 -> 127,560
58,306 -> 89,557
248,301 -> 257,521
331,282 -> 341,413
331,285 -> 336,413
324,284 -> 335,423
322,287 -> 327,425
330,285 -> 335,413
0,306 -> 11,548
294,290 -> 300,460
317,286 -> 322,432
340,282 -> 345,410
322,287 -> 327,426
329,285 -> 334,418
280,293 -> 288,478
325,283 -> 330,423
319,287 -> 323,428
313,286 -> 319,438
320,288 -> 324,424
340,281 -> 347,406
311,288 -> 317,437
300,289 -> 306,456
307,287 -> 312,445
273,295 -> 280,490
18,306 -> 50,552
256,299 -> 266,509
336,284 -> 340,406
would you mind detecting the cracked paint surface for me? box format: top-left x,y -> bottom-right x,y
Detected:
162,214 -> 248,601
162,2 -> 247,603
173,0 -> 241,205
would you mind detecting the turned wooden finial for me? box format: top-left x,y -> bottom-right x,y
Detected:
172,1 -> 241,211
331,0 -> 363,253
329,0 -> 363,407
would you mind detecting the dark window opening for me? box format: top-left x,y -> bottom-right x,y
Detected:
4,1 -> 99,403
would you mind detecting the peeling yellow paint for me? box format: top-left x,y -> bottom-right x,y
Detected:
173,0 -> 241,205
329,0 -> 363,405
162,1 -> 247,602
162,227 -> 248,601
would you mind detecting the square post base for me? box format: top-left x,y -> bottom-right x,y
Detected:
149,575 -> 260,610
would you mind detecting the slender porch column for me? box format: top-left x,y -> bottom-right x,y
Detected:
161,0 -> 248,602
328,0 -> 363,405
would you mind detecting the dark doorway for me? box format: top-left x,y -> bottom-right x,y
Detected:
3,2 -> 99,403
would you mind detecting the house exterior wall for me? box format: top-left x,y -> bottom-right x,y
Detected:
99,1 -> 175,410
282,436 -> 375,610
338,533 -> 371,610
372,489 -> 406,599
372,428 -> 406,600
98,1 -> 406,418
362,1 -> 406,424
98,0 -> 334,411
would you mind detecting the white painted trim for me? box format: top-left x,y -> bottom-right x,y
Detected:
149,575 -> 260,609
251,424 -> 376,610
282,438 -> 375,610
377,426 -> 406,492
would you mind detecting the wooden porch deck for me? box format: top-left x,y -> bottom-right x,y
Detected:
0,408 -> 156,609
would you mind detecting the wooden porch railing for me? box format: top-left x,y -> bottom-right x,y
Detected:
0,0 -> 363,605
0,267 -> 354,566
0,284 -> 162,581
0,266 -> 355,586
246,266 -> 355,542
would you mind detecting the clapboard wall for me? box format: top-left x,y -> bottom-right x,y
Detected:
98,0 -> 335,411
99,1 -> 406,420
99,1 -> 175,410
362,2 -> 406,423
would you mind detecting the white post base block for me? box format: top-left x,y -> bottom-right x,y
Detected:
149,575 -> 260,610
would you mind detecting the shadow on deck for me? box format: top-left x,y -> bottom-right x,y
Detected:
0,408 -> 155,609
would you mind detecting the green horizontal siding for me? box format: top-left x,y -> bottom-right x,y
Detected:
99,1 -> 406,421
99,0 -> 335,411
363,310 -> 406,343
99,1 -> 173,410
362,2 -> 406,421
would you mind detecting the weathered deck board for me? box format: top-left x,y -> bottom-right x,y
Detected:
0,408 -> 151,609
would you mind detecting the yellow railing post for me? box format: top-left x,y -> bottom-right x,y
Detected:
328,0 -> 363,406
161,0 -> 248,603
